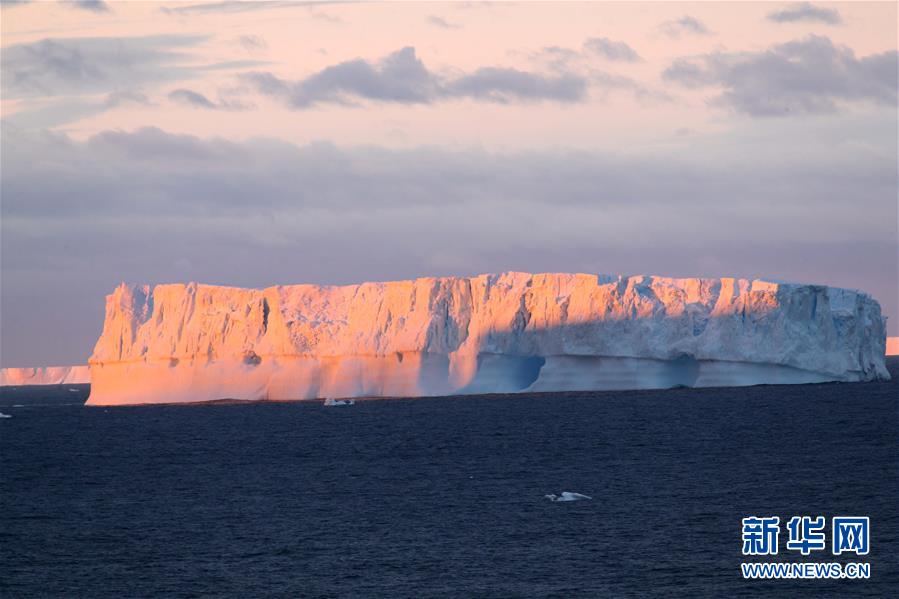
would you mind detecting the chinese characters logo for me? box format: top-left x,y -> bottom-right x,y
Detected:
742,515 -> 869,556
832,517 -> 869,555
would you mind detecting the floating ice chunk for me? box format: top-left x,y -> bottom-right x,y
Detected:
0,412 -> 12,419
545,491 -> 592,502
324,398 -> 355,406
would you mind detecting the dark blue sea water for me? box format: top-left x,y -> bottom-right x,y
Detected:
2,362 -> 897,598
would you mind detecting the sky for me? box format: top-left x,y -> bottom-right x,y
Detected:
0,1 -> 897,367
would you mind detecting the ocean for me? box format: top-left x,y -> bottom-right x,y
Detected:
2,360 -> 897,597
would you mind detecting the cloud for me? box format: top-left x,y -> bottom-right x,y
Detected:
1,34 -> 208,99
68,0 -> 110,12
583,37 -> 641,62
243,46 -> 589,108
243,47 -> 438,107
168,88 -> 217,109
238,35 -> 267,53
767,2 -> 842,25
104,89 -> 152,108
168,87 -> 252,110
309,10 -> 342,24
446,68 -> 586,103
590,71 -> 671,103
427,15 -> 459,29
663,35 -> 898,116
525,45 -> 582,71
523,41 -> 664,102
161,1 -> 348,16
659,15 -> 712,38
3,0 -> 114,12
0,34 -> 266,128
2,90 -> 154,132
2,121 -> 895,363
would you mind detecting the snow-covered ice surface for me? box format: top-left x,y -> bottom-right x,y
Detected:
1,365 -> 90,386
86,272 -> 889,405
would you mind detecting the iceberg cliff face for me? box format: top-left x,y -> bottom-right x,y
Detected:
86,273 -> 889,405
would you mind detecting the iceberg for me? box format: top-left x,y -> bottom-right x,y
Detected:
1,365 -> 90,386
85,272 -> 889,405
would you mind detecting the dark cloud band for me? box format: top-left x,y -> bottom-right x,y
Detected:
2,123 -> 895,363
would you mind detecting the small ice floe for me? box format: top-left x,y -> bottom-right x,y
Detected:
324,398 -> 355,407
0,412 -> 12,419
545,492 -> 591,502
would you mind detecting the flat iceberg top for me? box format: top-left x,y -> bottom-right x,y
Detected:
89,272 -> 888,382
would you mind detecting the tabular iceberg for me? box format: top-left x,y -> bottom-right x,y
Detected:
1,365 -> 90,386
86,272 -> 889,405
